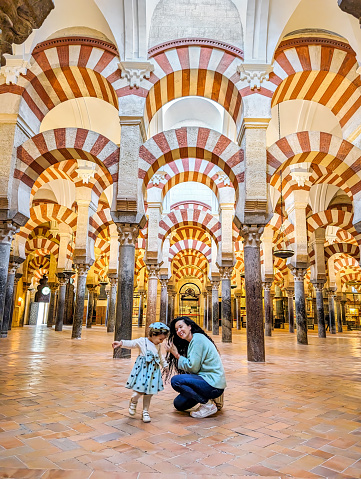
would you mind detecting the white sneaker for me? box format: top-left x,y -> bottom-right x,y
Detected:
129,400 -> 137,416
142,410 -> 151,423
190,400 -> 218,418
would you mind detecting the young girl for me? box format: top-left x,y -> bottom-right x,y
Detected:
112,322 -> 169,423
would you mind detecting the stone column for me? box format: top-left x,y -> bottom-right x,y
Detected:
312,281 -> 326,338
263,281 -> 273,337
202,291 -> 207,329
47,283 -> 58,328
286,288 -> 295,333
219,267 -> 233,343
206,285 -> 212,332
341,298 -> 347,326
20,283 -> 30,327
1,261 -> 18,337
92,291 -> 98,324
290,267 -> 308,345
159,277 -> 168,323
328,290 -> 337,334
241,226 -> 265,361
0,222 -> 18,335
168,289 -> 176,324
336,296 -> 343,333
107,275 -> 117,333
55,273 -> 71,332
86,285 -> 95,328
235,293 -> 241,330
211,280 -> 220,335
9,273 -> 22,330
137,290 -> 145,328
145,264 -> 159,333
114,224 -> 140,359
72,264 -> 90,339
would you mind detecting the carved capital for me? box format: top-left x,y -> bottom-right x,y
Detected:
286,288 -> 294,298
219,266 -> 233,280
0,221 -> 18,244
290,267 -> 307,282
109,275 -> 118,287
146,263 -> 160,280
311,280 -> 325,293
48,282 -> 59,293
326,287 -> 337,298
263,281 -> 273,292
211,280 -> 220,290
76,264 -> 90,278
118,61 -> 154,88
159,278 -> 169,289
116,223 -> 140,246
8,261 -> 19,276
240,225 -> 264,248
57,276 -> 68,287
1,59 -> 30,85
237,63 -> 273,90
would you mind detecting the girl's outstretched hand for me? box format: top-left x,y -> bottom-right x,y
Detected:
112,341 -> 122,349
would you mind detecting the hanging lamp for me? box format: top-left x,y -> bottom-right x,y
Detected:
273,104 -> 294,260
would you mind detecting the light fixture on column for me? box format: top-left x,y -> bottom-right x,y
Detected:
273,104 -> 294,260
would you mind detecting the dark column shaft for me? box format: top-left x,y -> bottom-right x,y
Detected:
292,269 -> 308,345
1,270 -> 16,337
341,300 -> 347,325
0,224 -> 16,334
336,299 -> 343,333
328,294 -> 336,334
47,285 -> 58,328
242,226 -> 265,362
168,293 -> 175,324
207,289 -> 212,332
137,292 -> 144,328
212,283 -> 219,335
287,291 -> 294,333
264,284 -> 272,337
72,266 -> 89,339
315,286 -> 326,338
220,272 -> 232,343
107,277 -> 117,332
55,280 -> 67,331
114,224 -> 139,359
235,295 -> 241,330
159,281 -> 168,323
86,288 -> 94,328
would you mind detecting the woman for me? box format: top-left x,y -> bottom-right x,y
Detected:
165,316 -> 226,419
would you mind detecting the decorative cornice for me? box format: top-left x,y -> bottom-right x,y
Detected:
32,36 -> 118,56
277,36 -> 354,54
118,61 -> 154,88
148,38 -> 244,60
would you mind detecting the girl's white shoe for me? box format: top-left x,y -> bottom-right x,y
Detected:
142,410 -> 151,423
129,400 -> 137,416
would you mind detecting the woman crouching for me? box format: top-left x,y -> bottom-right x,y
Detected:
165,316 -> 226,419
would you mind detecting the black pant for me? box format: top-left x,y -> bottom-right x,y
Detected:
171,374 -> 224,411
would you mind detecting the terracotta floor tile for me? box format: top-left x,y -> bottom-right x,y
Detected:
322,455 -> 358,472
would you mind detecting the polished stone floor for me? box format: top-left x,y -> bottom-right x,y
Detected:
0,325 -> 360,479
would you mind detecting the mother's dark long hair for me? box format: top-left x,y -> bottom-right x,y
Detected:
165,316 -> 218,377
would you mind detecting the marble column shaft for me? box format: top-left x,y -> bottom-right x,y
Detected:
341,300 -> 347,325
206,287 -> 212,332
72,265 -> 90,339
336,298 -> 343,333
159,279 -> 168,323
235,294 -> 241,330
107,276 -> 117,333
219,268 -> 232,343
113,224 -> 139,359
263,282 -> 273,337
137,291 -> 145,328
313,283 -> 326,338
55,278 -> 68,331
168,292 -> 175,325
328,293 -> 337,334
202,293 -> 207,329
0,222 -> 17,335
86,286 -> 95,328
241,226 -> 265,361
1,264 -> 17,337
47,284 -> 58,328
145,265 -> 159,333
211,281 -> 220,336
286,289 -> 295,333
291,268 -> 308,345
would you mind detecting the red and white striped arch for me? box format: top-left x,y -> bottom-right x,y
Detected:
170,226 -> 212,247
159,208 -> 221,244
89,208 -> 114,241
31,159 -> 113,205
266,213 -> 295,245
267,131 -> 361,198
169,242 -> 211,262
334,256 -> 360,273
172,254 -> 208,273
139,127 -> 243,194
307,210 -> 361,244
270,37 -> 361,137
147,157 -> 233,199
334,229 -> 358,245
340,271 -> 361,285
28,255 -> 50,275
18,204 -> 77,240
174,266 -> 205,282
5,37 -> 121,127
25,237 -> 59,257
324,243 -> 360,262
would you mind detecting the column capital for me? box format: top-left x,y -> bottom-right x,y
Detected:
326,287 -> 337,298
48,282 -> 59,292
108,275 -> 118,286
219,266 -> 233,280
76,264 -> 90,277
289,267 -> 307,282
240,225 -> 264,247
118,60 -> 154,89
311,280 -> 326,292
146,263 -> 160,279
0,221 -> 18,244
159,277 -> 169,289
286,288 -> 294,298
116,223 -> 140,246
262,281 -> 273,291
211,280 -> 220,290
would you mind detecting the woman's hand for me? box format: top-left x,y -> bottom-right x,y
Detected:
165,341 -> 180,360
112,341 -> 122,349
